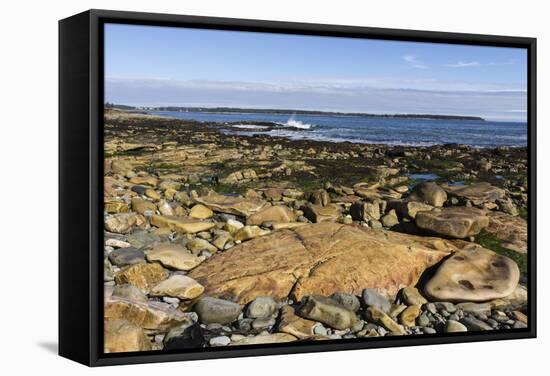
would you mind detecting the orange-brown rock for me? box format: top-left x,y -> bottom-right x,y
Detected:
485,212 -> 527,253
277,305 -> 320,339
114,263 -> 168,292
194,190 -> 269,217
189,222 -> 470,304
246,205 -> 297,225
104,319 -> 152,353
104,296 -> 194,330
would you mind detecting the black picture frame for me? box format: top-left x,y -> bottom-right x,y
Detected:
59,9 -> 537,367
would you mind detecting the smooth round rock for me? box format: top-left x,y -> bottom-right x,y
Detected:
425,247 -> 520,302
445,320 -> 468,332
246,296 -> 278,318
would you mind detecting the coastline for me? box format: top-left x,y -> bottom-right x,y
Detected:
103,108 -> 528,352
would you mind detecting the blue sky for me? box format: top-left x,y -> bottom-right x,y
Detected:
105,23 -> 527,121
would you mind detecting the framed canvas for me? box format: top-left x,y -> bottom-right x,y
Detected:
59,9 -> 536,366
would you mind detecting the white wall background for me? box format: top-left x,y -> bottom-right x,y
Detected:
0,0 -> 546,373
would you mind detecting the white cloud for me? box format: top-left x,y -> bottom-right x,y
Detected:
445,59 -> 518,68
446,61 -> 481,68
402,55 -> 428,69
105,77 -> 527,121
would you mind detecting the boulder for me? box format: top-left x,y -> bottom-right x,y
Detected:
194,191 -> 269,217
400,286 -> 428,306
301,203 -> 341,223
443,182 -> 505,205
460,316 -> 492,331
381,210 -> 399,228
362,288 -> 391,313
246,296 -> 278,318
277,305 -> 320,339
445,320 -> 468,333
111,160 -> 133,174
298,295 -> 357,330
194,296 -> 242,325
105,213 -> 144,234
164,322 -> 205,350
233,226 -> 270,241
114,263 -> 168,292
150,275 -> 205,300
104,201 -> 129,214
366,306 -> 406,335
150,215 -> 215,234
415,207 -> 489,238
104,296 -> 194,330
146,243 -> 203,271
104,319 -> 151,353
308,189 -> 331,206
189,204 -> 214,219
424,247 -> 520,302
129,176 -> 158,187
350,201 -> 381,221
246,205 -> 297,226
330,292 -> 361,312
409,182 -> 447,207
387,200 -> 433,219
189,222 -> 467,304
108,247 -> 145,267
399,304 -> 421,327
112,284 -> 147,302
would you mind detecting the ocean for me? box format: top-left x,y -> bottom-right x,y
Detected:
150,110 -> 527,148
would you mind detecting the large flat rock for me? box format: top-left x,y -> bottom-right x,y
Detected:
194,191 -> 269,217
443,182 -> 505,205
188,222 -> 474,304
415,207 -> 489,238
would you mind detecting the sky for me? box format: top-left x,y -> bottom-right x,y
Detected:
104,23 -> 527,121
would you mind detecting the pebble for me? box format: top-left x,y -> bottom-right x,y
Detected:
209,336 -> 231,347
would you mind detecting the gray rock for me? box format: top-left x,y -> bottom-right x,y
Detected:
409,182 -> 447,207
251,317 -> 276,329
351,320 -> 365,333
194,296 -> 242,325
111,283 -> 147,301
299,295 -> 357,330
434,302 -> 457,313
331,292 -> 361,312
486,318 -> 499,328
362,288 -> 391,313
127,230 -> 160,249
108,247 -> 145,266
445,320 -> 468,333
456,302 -> 491,315
209,336 -> 231,347
164,322 -> 204,350
234,318 -> 254,332
424,303 -> 437,314
460,316 -> 493,331
246,296 -> 278,318
449,314 -> 460,322
423,327 -> 437,334
313,325 -> 328,336
417,313 -> 430,327
513,321 -> 528,329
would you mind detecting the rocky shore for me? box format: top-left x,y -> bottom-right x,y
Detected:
103,109 -> 528,353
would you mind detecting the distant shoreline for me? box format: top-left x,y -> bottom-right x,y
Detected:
107,104 -> 486,122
